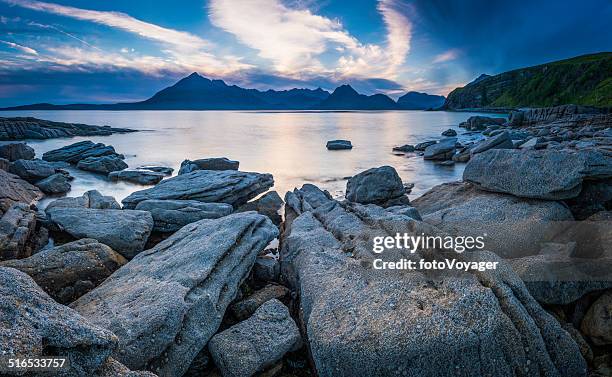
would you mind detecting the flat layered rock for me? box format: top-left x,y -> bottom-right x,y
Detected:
423,137 -> 456,160
470,131 -> 514,154
0,169 -> 42,216
43,140 -> 121,164
122,170 -> 274,210
0,141 -> 35,161
0,238 -> 127,304
178,157 -> 239,175
135,199 -> 233,232
280,184 -> 586,377
463,149 -> 612,200
345,166 -> 408,207
77,155 -> 128,174
0,267 -> 117,375
36,172 -> 71,194
71,212 -> 278,377
109,169 -> 165,185
46,190 -> 121,211
47,207 -> 153,259
9,158 -> 56,181
0,203 -> 38,260
0,117 -> 135,140
209,299 -> 301,377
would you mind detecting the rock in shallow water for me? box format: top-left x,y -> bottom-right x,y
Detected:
77,155 -> 128,174
135,199 -> 233,232
46,207 -> 153,259
43,140 -> 119,164
71,212 -> 278,377
345,166 -> 408,207
423,137 -> 456,160
109,169 -> 165,185
209,299 -> 301,377
0,266 -> 117,376
122,170 -> 274,210
178,157 -> 239,175
326,139 -> 352,150
9,158 -> 56,181
35,172 -> 71,194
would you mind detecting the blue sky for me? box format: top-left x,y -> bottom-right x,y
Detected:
0,0 -> 611,106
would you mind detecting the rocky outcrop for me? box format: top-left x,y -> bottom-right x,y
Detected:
0,238 -> 127,304
470,131 -> 514,154
464,149 -> 612,200
46,190 -> 121,211
35,172 -> 71,194
441,128 -> 457,136
122,170 -> 274,210
0,117 -> 135,140
345,166 -> 408,207
412,181 -> 573,258
280,184 -> 586,376
0,169 -> 42,215
43,140 -> 122,164
209,299 -> 301,377
9,158 -> 56,181
0,203 -> 38,260
509,105 -> 609,127
230,284 -> 290,321
178,157 -> 239,175
0,141 -> 35,160
423,137 -> 456,160
77,155 -> 128,174
326,140 -> 352,150
459,116 -> 505,131
134,199 -> 233,233
109,170 -> 165,185
46,207 -> 153,259
0,266 -> 117,375
71,212 -> 278,377
235,191 -> 284,226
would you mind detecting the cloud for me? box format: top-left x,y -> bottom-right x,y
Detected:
377,0 -> 412,75
0,39 -> 38,54
433,48 -> 461,64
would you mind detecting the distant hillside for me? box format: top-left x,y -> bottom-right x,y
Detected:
443,52 -> 612,109
318,85 -> 398,110
397,91 -> 445,110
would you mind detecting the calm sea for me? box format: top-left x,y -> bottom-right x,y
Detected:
3,110 -> 505,205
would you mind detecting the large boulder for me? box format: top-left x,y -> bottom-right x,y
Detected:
0,202 -> 38,260
0,266 -> 117,375
0,169 -> 42,216
134,199 -> 233,233
581,291 -> 612,346
345,166 -> 408,207
470,131 -> 514,154
423,137 -> 456,160
208,299 -> 301,377
178,157 -> 239,175
236,191 -> 284,226
280,185 -> 586,377
43,140 -> 119,163
9,158 -> 56,182
0,239 -> 127,304
35,172 -> 71,194
77,155 -> 128,174
109,169 -> 165,185
46,207 -> 153,259
46,190 -> 121,211
463,149 -> 612,200
71,212 -> 278,377
411,181 -> 573,258
0,141 -> 35,161
122,170 -> 274,210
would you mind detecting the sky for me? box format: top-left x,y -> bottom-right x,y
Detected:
0,0 -> 611,106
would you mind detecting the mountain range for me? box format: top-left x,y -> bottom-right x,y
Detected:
0,73 -> 444,111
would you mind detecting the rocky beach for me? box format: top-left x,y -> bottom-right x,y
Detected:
0,104 -> 610,376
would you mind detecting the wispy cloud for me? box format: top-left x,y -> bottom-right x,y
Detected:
0,39 -> 38,54
433,48 -> 461,64
377,0 -> 412,75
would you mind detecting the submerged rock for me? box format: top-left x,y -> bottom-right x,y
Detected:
35,172 -> 71,194
46,207 -> 153,259
423,137 -> 457,160
178,157 -> 239,175
209,299 -> 301,377
71,212 -> 278,377
326,140 -> 352,150
0,203 -> 38,260
43,140 -> 120,164
109,169 -> 165,185
46,190 -> 121,211
0,238 -> 127,304
345,166 -> 408,207
392,144 -> 415,152
0,266 -> 117,375
236,191 -> 284,226
77,155 -> 128,174
0,141 -> 35,161
135,199 -> 233,233
122,170 -> 274,210
0,169 -> 42,216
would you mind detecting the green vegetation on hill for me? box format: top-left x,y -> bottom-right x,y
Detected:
444,52 -> 612,109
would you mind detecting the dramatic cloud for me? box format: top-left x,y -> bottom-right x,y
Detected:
0,39 -> 37,54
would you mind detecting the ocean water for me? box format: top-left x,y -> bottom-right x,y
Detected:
3,110 -> 505,205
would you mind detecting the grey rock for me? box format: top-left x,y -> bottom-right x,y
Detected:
71,212 -> 279,377
137,165 -> 174,175
392,144 -> 414,152
0,266 -> 117,376
565,179 -> 612,220
464,149 -> 612,200
43,140 -> 121,164
414,140 -> 436,150
0,116 -> 135,140
423,137 -> 456,160
209,299 -> 301,377
463,115 -> 505,131
9,158 -> 56,181
452,149 -> 471,162
77,155 -> 128,174
135,199 -> 233,233
236,191 -> 284,226
122,170 -> 274,210
178,157 -> 239,175
581,291 -> 612,346
509,105 -> 607,127
253,256 -> 280,282
36,172 -> 71,194
281,186 -> 586,376
326,140 -> 352,150
0,141 -> 35,161
230,284 -> 290,321
519,137 -> 538,149
109,170 -> 165,185
0,238 -> 127,304
345,166 -> 407,207
94,358 -> 158,377
441,128 -> 457,136
0,169 -> 42,216
470,131 -> 514,154
0,203 -> 37,260
0,157 -> 9,171
46,190 -> 121,211
46,207 -> 153,259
